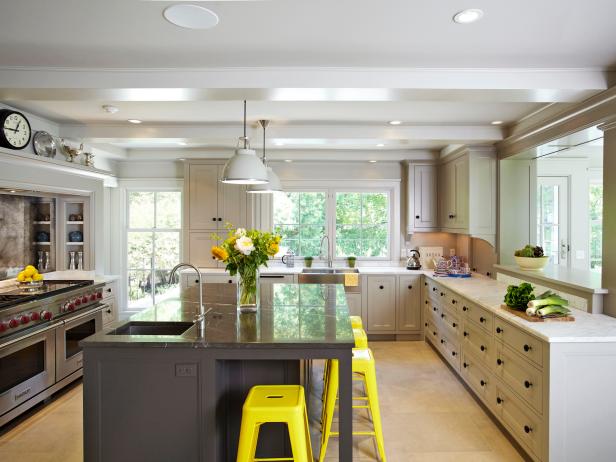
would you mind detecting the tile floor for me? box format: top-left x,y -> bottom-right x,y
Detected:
0,341 -> 527,461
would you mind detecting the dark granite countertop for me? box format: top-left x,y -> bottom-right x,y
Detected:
82,283 -> 355,348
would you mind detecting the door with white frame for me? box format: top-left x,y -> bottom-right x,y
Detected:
537,177 -> 569,266
126,190 -> 182,310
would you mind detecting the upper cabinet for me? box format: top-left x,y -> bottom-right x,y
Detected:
406,148 -> 496,246
183,161 -> 250,265
407,163 -> 439,233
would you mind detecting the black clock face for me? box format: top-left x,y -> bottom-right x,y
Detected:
0,110 -> 31,150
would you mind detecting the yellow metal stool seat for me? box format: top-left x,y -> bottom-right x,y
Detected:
352,328 -> 368,349
319,348 -> 387,462
349,315 -> 363,329
236,385 -> 313,462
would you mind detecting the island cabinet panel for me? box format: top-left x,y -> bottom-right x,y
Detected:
366,276 -> 396,332
83,348 -> 203,462
397,275 -> 421,331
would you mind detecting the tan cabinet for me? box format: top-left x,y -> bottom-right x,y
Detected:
440,154 -> 469,230
397,275 -> 421,331
188,232 -> 219,268
366,276 -> 396,332
407,163 -> 438,232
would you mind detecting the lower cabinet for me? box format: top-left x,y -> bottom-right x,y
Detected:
188,232 -> 219,268
365,274 -> 422,334
101,280 -> 118,327
366,276 -> 396,332
345,293 -> 362,317
397,275 -> 421,331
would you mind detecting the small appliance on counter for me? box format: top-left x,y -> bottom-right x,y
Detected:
406,249 -> 422,270
281,250 -> 295,268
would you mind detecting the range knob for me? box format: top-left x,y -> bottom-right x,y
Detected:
40,310 -> 52,321
19,315 -> 30,325
74,298 -> 81,306
8,318 -> 19,328
68,303 -> 76,311
0,321 -> 8,332
81,296 -> 89,304
29,312 -> 40,321
96,291 -> 103,299
90,294 -> 97,302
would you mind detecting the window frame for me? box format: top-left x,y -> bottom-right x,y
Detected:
588,170 -> 603,272
273,179 -> 399,263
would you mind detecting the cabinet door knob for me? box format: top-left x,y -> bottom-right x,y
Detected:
424,282 -> 427,286
424,322 -> 428,327
524,425 -> 532,434
496,397 -> 503,404
523,344 -> 532,352
463,331 -> 468,337
451,299 -> 456,304
218,218 -> 222,221
496,327 -> 502,334
195,279 -> 199,284
452,322 -> 457,328
480,345 -> 486,352
479,316 -> 486,323
432,287 -> 437,292
415,215 -> 420,219
480,380 -> 486,387
228,279 -> 233,284
451,351 -> 456,357
432,331 -> 437,336
497,358 -> 503,366
408,285 -> 412,290
379,285 -> 384,289
440,313 -> 444,318
424,300 -> 428,305
440,292 -> 445,296
462,306 -> 468,312
433,307 -> 437,312
463,362 -> 468,368
212,217 -> 217,221
106,309 -> 112,314
524,380 -> 533,389
440,339 -> 445,344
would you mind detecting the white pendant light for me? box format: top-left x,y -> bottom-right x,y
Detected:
247,120 -> 283,194
221,101 -> 269,184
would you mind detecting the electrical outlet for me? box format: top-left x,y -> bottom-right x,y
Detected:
175,364 -> 197,377
449,248 -> 456,256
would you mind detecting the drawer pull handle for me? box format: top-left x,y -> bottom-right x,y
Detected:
433,331 -> 437,336
212,217 -> 216,221
424,282 -> 427,286
228,280 -> 233,284
479,316 -> 486,323
480,380 -> 486,387
440,292 -> 445,297
524,425 -> 532,434
463,362 -> 468,368
497,358 -> 503,366
433,307 -> 437,312
408,285 -> 413,289
451,299 -> 457,304
463,331 -> 468,337
106,309 -> 112,314
440,313 -> 445,319
440,339 -> 445,344
425,300 -> 428,305
432,287 -> 437,292
480,345 -> 486,352
496,397 -> 503,404
424,322 -> 428,327
524,380 -> 533,389
195,279 -> 199,284
379,285 -> 384,290
415,215 -> 420,219
523,344 -> 532,352
452,322 -> 457,328
451,351 -> 456,357
462,306 -> 468,312
496,327 -> 502,334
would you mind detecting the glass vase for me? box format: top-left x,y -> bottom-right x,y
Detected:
237,267 -> 260,313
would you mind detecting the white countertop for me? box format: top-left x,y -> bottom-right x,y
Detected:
494,264 -> 606,294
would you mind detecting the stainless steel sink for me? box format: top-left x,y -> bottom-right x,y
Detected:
298,268 -> 360,293
108,321 -> 194,336
301,268 -> 359,274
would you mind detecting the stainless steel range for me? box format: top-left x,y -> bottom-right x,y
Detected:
0,279 -> 106,426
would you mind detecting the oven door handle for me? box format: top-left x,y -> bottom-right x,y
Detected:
0,320 -> 62,350
62,304 -> 105,325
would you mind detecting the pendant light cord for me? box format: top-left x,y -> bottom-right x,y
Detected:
262,121 -> 267,165
243,100 -> 247,149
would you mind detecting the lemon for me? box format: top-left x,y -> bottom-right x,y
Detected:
33,273 -> 44,281
24,276 -> 33,282
23,266 -> 37,277
17,271 -> 26,282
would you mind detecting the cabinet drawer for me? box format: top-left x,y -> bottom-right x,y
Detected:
494,385 -> 543,458
205,274 -> 236,284
102,282 -> 116,300
102,299 -> 116,326
440,305 -> 460,340
446,292 -> 463,313
427,300 -> 441,325
438,332 -> 460,371
494,318 -> 544,368
495,343 -> 543,414
260,274 -> 295,283
426,319 -> 440,345
461,351 -> 493,404
462,320 -> 493,369
425,279 -> 446,301
461,300 -> 493,333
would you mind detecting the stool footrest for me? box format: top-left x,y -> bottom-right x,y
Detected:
330,431 -> 377,437
254,458 -> 295,461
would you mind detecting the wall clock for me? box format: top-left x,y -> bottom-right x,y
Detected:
0,109 -> 32,150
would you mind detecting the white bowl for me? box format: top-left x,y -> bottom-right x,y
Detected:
514,256 -> 549,270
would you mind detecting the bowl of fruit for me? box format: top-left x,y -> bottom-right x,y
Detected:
514,245 -> 550,270
16,265 -> 45,291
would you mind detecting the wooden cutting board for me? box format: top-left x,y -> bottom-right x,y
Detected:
500,305 -> 575,322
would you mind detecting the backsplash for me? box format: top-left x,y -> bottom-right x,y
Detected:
0,194 -> 36,279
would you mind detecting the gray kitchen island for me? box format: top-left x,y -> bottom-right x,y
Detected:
81,282 -> 355,462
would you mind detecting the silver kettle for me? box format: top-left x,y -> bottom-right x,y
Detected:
406,249 -> 422,270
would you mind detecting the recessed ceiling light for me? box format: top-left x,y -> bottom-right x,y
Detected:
284,159 -> 293,163
369,160 -> 377,163
163,4 -> 219,30
128,119 -> 142,124
102,105 -> 119,114
491,120 -> 503,125
389,120 -> 402,125
376,143 -> 385,147
453,9 -> 484,24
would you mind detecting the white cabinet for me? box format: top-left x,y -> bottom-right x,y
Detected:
187,232 -> 220,268
439,148 -> 496,245
407,163 -> 438,232
397,275 -> 421,331
366,276 -> 396,332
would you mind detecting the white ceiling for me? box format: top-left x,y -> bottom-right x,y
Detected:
1,0 -> 615,68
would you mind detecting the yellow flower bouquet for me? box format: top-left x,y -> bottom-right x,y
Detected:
212,225 -> 281,312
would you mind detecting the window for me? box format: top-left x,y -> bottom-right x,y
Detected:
537,177 -> 568,265
589,181 -> 603,271
126,191 -> 182,309
273,188 -> 391,260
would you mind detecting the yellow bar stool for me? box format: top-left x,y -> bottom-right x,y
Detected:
236,385 -> 313,462
319,349 -> 387,462
352,328 -> 368,349
349,315 -> 363,330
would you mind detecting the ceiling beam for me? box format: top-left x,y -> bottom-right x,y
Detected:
0,67 -> 610,103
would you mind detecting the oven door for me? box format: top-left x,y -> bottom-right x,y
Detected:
0,325 -> 56,417
56,305 -> 104,381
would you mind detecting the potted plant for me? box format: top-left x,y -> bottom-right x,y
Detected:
211,225 -> 281,313
304,256 -> 314,268
347,256 -> 357,268
514,245 -> 549,270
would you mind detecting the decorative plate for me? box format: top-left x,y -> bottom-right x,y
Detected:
32,131 -> 57,158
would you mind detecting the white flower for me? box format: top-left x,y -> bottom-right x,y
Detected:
235,236 -> 255,255
235,228 -> 247,237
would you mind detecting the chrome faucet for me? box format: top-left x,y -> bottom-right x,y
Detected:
319,235 -> 333,268
169,263 -> 206,337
